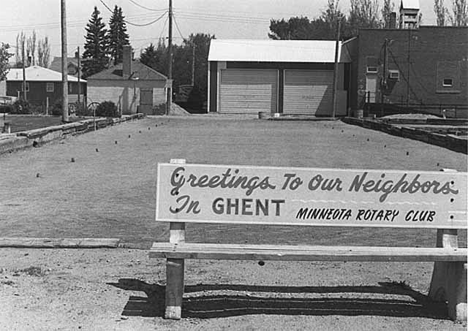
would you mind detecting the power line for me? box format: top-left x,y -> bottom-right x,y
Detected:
173,14 -> 185,41
128,0 -> 167,12
126,11 -> 167,27
99,0 -> 167,27
174,10 -> 270,24
159,15 -> 169,41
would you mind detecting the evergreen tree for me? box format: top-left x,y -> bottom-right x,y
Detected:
82,6 -> 108,78
107,6 -> 130,66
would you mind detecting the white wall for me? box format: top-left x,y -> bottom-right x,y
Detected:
88,80 -> 166,115
0,80 -> 6,96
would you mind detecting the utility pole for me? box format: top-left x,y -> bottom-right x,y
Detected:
331,19 -> 341,118
381,39 -> 388,104
76,46 -> 81,107
166,0 -> 173,115
61,0 -> 69,122
406,29 -> 411,107
191,43 -> 195,86
22,43 -> 27,101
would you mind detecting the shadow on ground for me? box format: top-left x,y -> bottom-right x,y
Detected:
108,279 -> 449,320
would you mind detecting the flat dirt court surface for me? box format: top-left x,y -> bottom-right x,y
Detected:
0,115 -> 467,330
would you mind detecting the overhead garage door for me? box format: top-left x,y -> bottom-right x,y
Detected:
283,70 -> 333,116
219,69 -> 278,114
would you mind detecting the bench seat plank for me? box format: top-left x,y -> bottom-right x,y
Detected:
150,242 -> 468,262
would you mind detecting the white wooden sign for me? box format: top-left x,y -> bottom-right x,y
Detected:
156,163 -> 467,229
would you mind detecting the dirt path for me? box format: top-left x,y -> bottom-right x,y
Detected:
0,116 -> 466,330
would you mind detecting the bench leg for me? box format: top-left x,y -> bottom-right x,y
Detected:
165,258 -> 185,319
429,261 -> 467,322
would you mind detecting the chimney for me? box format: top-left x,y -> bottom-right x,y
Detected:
123,45 -> 132,78
389,12 -> 397,29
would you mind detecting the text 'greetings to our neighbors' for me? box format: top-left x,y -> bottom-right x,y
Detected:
156,163 -> 467,229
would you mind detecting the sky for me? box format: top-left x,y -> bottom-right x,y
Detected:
0,0 -> 437,59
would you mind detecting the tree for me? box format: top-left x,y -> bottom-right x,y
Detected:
450,0 -> 468,26
82,6 -> 109,78
107,6 -> 130,65
0,43 -> 12,82
434,0 -> 449,26
182,33 -> 215,110
382,0 -> 395,28
268,16 -> 315,40
26,31 -> 36,66
348,0 -> 382,36
140,33 -> 215,111
268,2 -> 354,41
14,31 -> 49,68
37,37 -> 51,68
140,41 -> 166,74
14,32 -> 26,68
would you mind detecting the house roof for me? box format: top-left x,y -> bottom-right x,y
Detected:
208,39 -> 352,63
86,60 -> 167,81
6,66 -> 85,82
400,0 -> 419,10
49,57 -> 79,73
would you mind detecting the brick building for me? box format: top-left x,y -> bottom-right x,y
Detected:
353,26 -> 468,117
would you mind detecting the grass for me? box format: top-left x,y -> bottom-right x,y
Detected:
0,116 -> 466,249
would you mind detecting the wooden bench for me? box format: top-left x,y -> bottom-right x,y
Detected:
150,160 -> 467,321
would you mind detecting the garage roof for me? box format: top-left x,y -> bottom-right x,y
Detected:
208,39 -> 352,63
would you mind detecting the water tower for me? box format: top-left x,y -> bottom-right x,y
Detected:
399,0 -> 420,29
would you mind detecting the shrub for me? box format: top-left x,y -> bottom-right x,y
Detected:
12,100 -> 31,114
0,104 -> 13,114
74,102 -> 89,117
153,103 -> 166,115
51,99 -> 63,116
95,101 -> 119,118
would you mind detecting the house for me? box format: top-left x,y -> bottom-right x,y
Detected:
86,45 -> 167,115
6,66 -> 86,107
207,39 -> 352,116
49,57 -> 80,76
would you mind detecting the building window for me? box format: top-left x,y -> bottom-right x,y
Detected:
443,78 -> 453,87
367,66 -> 378,74
436,61 -> 460,93
46,83 -> 54,92
388,70 -> 400,80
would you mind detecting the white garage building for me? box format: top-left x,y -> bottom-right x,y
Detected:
208,39 -> 353,116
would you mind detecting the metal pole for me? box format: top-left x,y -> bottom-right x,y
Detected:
61,0 -> 69,122
166,0 -> 173,115
331,20 -> 341,118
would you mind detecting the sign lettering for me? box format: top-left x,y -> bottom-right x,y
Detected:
156,163 -> 467,229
